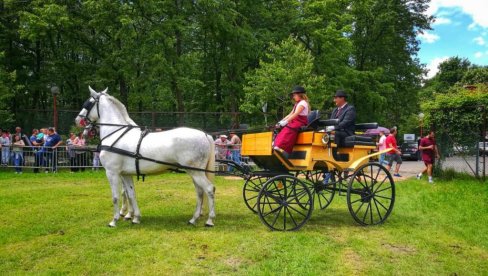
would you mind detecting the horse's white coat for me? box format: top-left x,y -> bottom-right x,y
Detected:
76,87 -> 216,227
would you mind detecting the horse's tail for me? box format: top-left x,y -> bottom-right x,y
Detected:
205,134 -> 215,182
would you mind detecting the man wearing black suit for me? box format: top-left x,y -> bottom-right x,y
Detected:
330,90 -> 356,147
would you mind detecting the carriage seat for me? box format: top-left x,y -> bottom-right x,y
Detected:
355,123 -> 378,131
300,110 -> 321,131
344,135 -> 375,147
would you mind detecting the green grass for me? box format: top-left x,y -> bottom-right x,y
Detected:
0,171 -> 487,275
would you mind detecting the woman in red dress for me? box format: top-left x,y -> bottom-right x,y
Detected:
273,86 -> 310,154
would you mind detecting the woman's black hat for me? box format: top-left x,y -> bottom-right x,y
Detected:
290,86 -> 306,94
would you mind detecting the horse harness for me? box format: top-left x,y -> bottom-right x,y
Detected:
80,94 -> 247,180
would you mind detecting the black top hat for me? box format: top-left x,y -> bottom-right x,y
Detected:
334,90 -> 347,98
290,86 -> 306,94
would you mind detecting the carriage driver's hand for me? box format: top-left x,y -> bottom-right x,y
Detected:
326,126 -> 335,132
277,120 -> 288,127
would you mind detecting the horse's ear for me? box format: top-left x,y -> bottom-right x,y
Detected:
88,86 -> 98,97
101,87 -> 109,94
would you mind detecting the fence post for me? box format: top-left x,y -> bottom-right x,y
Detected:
483,106 -> 486,181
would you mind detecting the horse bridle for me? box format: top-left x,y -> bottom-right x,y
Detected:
79,95 -> 101,127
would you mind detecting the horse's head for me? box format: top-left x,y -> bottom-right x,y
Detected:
75,86 -> 108,127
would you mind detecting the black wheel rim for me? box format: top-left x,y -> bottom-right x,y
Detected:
347,163 -> 395,226
243,176 -> 267,213
257,175 -> 313,231
302,170 -> 336,210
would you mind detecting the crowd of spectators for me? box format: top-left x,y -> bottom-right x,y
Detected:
214,131 -> 242,171
0,126 -> 100,173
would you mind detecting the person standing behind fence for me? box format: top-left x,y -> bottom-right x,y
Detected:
12,135 -> 24,174
215,135 -> 231,160
376,130 -> 387,165
42,128 -> 62,173
0,128 -> 11,166
66,133 -> 78,172
92,150 -> 101,171
417,130 -> 440,184
228,131 -> 242,172
74,132 -> 86,172
385,127 -> 403,177
31,129 -> 43,173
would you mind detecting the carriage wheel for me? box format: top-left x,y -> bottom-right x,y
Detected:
301,170 -> 336,210
257,175 -> 313,231
347,162 -> 395,226
243,176 -> 268,213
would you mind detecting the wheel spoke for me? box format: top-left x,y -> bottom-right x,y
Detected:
270,206 -> 283,227
286,207 -> 299,228
271,181 -> 285,201
373,176 -> 389,193
373,198 -> 383,221
373,197 -> 389,211
262,204 -> 282,218
362,201 -> 371,223
283,203 -> 287,230
287,204 -> 309,218
374,194 -> 392,201
375,186 -> 392,194
245,194 -> 259,201
370,201 -> 374,224
354,201 -> 366,214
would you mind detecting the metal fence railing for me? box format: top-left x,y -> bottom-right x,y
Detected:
0,145 -> 101,173
0,145 -> 252,174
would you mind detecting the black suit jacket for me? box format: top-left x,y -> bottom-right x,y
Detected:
330,104 -> 356,136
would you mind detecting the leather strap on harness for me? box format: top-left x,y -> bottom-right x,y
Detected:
135,128 -> 150,181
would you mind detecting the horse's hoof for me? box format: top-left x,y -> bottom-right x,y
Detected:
108,222 -> 117,228
188,221 -> 197,226
124,216 -> 132,221
205,223 -> 214,227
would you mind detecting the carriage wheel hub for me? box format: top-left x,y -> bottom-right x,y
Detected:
360,187 -> 372,203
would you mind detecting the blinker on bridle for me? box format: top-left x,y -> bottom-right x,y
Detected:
79,95 -> 101,126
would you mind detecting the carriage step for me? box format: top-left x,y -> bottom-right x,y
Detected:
273,148 -> 307,170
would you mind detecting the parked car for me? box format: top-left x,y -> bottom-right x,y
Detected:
401,142 -> 419,161
480,142 -> 488,156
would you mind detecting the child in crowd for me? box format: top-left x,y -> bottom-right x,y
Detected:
92,150 -> 101,171
12,135 -> 24,174
0,129 -> 11,166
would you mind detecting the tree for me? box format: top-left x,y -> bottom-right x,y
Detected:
241,37 -> 326,122
461,67 -> 488,85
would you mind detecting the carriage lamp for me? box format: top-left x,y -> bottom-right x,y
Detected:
321,133 -> 330,145
51,85 -> 60,130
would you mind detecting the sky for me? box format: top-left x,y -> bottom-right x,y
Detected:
417,0 -> 488,78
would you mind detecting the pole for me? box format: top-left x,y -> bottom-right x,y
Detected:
53,93 -> 58,130
483,106 -> 486,181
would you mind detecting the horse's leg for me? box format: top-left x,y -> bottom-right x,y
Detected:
188,182 -> 204,226
190,172 -> 216,227
119,178 -> 134,220
106,170 -> 121,227
121,175 -> 141,224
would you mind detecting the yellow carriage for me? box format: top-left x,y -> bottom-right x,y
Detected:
240,113 -> 395,231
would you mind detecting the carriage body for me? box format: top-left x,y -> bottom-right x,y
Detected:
241,130 -> 376,172
239,124 -> 395,231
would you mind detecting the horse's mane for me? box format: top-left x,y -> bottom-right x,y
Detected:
104,93 -> 138,126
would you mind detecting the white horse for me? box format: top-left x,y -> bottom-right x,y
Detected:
75,87 -> 216,227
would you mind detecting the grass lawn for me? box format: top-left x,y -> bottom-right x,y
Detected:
0,170 -> 487,275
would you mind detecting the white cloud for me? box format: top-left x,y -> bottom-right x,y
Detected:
473,36 -> 486,45
426,57 -> 449,79
474,51 -> 484,58
418,32 -> 440,43
433,17 -> 452,25
427,0 -> 488,28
